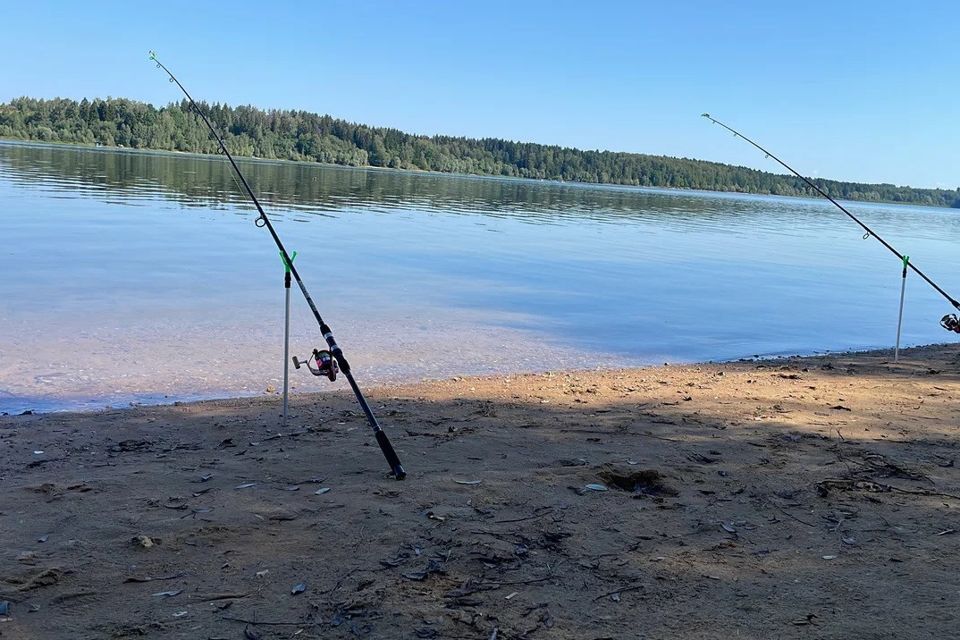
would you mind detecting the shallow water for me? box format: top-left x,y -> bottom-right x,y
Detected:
1,141 -> 958,413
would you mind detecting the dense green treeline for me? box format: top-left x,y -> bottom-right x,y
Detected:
1,96 -> 957,208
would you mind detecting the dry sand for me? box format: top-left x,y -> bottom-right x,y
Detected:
1,344 -> 959,639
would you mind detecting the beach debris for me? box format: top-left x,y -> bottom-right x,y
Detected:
830,405 -> 852,411
291,582 -> 306,595
281,485 -> 300,491
686,452 -> 718,464
593,582 -> 645,601
244,626 -> 264,640
584,483 -> 608,492
151,589 -> 182,597
597,466 -> 678,497
859,453 -> 929,481
172,610 -> 188,618
426,511 -> 445,522
314,487 -> 331,495
505,591 -> 518,600
194,473 -> 213,483
109,439 -> 154,453
162,498 -> 189,510
0,601 -> 10,616
182,507 -> 213,520
4,567 -> 66,591
822,555 -> 837,560
721,522 -> 737,534
235,482 -> 256,490
17,551 -> 38,565
816,479 -> 887,497
37,535 -> 48,543
132,535 -> 157,549
26,456 -> 65,469
454,479 -> 482,485
792,614 -> 818,626
256,570 -> 269,578
33,450 -> 44,455
937,529 -> 956,536
402,559 -> 446,581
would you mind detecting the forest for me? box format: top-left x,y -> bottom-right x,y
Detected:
1,96 -> 957,208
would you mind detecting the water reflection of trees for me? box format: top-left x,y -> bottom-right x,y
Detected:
2,143 -> 959,236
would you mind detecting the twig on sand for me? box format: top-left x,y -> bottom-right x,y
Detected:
255,430 -> 308,443
196,592 -> 250,602
593,582 -> 645,601
223,615 -> 317,626
766,499 -> 817,528
494,507 -> 554,524
490,576 -> 554,587
881,483 -> 960,501
123,572 -> 186,583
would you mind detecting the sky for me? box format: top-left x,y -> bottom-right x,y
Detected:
1,0 -> 956,189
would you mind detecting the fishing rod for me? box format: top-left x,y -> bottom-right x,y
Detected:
149,51 -> 406,479
702,114 -> 960,334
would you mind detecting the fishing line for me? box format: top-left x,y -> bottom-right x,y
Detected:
702,114 -> 960,332
149,51 -> 406,478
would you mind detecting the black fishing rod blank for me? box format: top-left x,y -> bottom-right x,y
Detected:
149,51 -> 406,479
702,114 -> 960,333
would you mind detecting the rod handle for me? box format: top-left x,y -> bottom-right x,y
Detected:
375,430 -> 406,480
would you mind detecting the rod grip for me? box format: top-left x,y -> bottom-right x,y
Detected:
375,430 -> 406,480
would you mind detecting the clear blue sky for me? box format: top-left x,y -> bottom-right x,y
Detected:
1,0 -> 956,189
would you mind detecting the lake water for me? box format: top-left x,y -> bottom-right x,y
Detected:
1,141 -> 958,413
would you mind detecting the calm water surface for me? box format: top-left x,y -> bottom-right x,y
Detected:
1,142 -> 958,413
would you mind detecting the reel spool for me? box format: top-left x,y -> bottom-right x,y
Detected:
941,314 -> 960,334
293,349 -> 339,381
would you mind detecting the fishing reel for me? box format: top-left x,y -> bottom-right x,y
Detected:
942,314 -> 960,334
293,349 -> 339,382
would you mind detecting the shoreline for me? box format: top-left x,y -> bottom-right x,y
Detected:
2,342 -> 958,637
4,342 -> 953,417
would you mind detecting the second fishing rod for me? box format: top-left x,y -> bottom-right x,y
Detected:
703,113 -> 960,333
149,51 -> 405,480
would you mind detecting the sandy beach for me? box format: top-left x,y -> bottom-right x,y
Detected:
1,344 -> 958,639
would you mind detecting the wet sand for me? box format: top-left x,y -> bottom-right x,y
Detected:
1,344 -> 959,639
